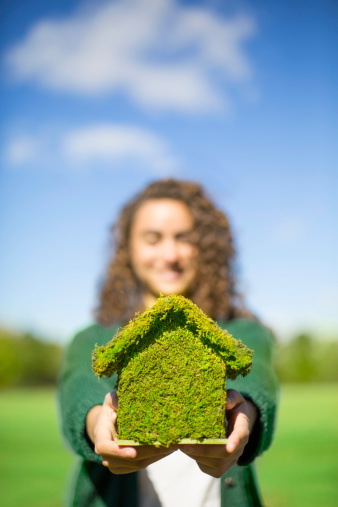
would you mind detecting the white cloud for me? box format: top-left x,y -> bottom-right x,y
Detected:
5,137 -> 38,165
5,0 -> 255,112
62,124 -> 179,173
5,123 -> 179,174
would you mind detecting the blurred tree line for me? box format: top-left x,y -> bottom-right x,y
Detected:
0,328 -> 337,387
275,333 -> 338,383
0,328 -> 63,387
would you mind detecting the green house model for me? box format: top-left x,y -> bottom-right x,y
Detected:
92,295 -> 253,447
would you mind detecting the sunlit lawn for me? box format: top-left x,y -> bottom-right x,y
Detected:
258,384 -> 338,507
0,384 -> 337,506
0,388 -> 74,507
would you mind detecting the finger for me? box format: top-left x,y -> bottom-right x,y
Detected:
187,456 -> 229,469
103,392 -> 118,409
107,466 -> 141,475
124,444 -> 177,461
94,415 -> 115,448
97,432 -> 176,461
101,443 -> 176,462
94,410 -> 137,459
102,452 -> 173,471
101,455 -> 137,469
226,413 -> 249,454
111,391 -> 119,410
196,459 -> 237,479
97,394 -> 120,441
226,400 -> 249,437
96,436 -> 137,459
94,405 -> 116,442
180,444 -> 228,459
226,389 -> 244,410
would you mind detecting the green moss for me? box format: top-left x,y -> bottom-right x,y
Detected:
92,294 -> 253,446
117,328 -> 227,445
93,294 -> 253,379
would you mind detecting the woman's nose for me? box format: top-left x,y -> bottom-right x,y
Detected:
162,240 -> 180,262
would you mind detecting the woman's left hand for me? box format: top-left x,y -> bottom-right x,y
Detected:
179,389 -> 257,478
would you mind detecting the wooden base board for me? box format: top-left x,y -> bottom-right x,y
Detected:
116,438 -> 228,446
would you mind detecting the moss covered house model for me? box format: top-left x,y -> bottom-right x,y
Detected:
92,295 -> 253,447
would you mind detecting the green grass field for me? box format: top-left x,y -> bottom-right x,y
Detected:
0,388 -> 74,507
258,384 -> 338,507
0,384 -> 337,506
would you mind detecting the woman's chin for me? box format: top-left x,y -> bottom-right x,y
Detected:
150,281 -> 189,298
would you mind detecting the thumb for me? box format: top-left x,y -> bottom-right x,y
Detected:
226,389 -> 244,410
103,392 -> 119,411
111,391 -> 119,410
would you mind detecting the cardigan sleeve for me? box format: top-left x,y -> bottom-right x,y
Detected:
57,324 -> 118,464
220,319 -> 279,467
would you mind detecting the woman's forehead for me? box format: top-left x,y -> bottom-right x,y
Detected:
132,198 -> 194,231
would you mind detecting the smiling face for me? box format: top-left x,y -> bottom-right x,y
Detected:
130,198 -> 198,308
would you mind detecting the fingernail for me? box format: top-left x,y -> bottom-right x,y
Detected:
227,443 -> 235,453
124,449 -> 134,457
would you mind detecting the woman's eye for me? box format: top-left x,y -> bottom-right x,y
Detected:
177,233 -> 193,243
144,233 -> 160,244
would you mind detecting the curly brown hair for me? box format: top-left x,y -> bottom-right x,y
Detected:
94,178 -> 253,325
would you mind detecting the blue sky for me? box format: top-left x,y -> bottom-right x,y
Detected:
1,0 -> 337,343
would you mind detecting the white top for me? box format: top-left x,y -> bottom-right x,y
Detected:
139,450 -> 221,507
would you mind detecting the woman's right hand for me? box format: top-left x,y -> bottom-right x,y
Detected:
86,392 -> 177,474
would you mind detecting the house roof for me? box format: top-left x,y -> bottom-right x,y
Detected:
92,294 -> 253,380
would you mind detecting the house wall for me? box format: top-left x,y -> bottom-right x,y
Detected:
116,328 -> 227,446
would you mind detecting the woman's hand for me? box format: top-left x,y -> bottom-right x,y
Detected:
86,392 -> 177,474
179,389 -> 258,478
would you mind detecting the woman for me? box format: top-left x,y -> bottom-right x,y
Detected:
58,178 -> 278,507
